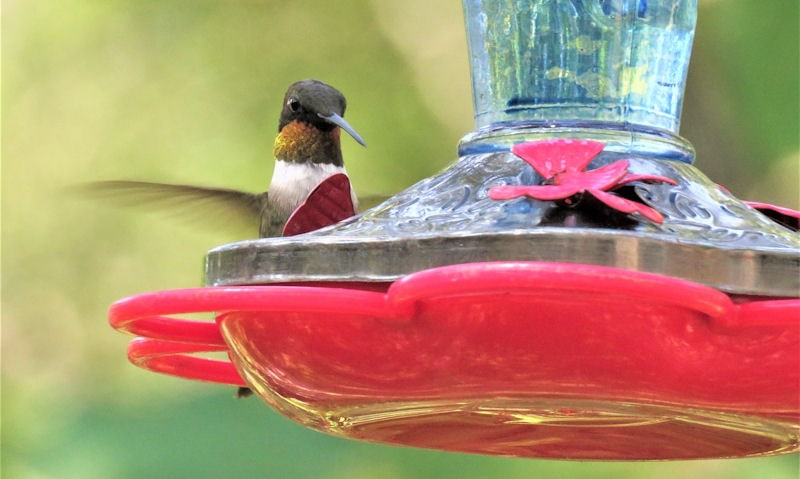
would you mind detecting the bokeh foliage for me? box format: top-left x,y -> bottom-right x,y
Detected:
3,1 -> 798,478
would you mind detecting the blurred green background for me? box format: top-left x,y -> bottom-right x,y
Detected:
3,0 -> 798,478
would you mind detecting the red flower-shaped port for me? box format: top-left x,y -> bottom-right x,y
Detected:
744,201 -> 800,231
489,139 -> 677,223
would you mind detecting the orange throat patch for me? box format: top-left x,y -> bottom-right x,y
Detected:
273,120 -> 343,166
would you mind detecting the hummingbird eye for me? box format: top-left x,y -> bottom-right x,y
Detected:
287,98 -> 301,113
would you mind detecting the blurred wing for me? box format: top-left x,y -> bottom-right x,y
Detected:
75,180 -> 265,233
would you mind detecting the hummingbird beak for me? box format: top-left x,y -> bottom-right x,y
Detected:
318,112 -> 366,147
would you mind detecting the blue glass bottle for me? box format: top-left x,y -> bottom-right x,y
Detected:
460,0 -> 697,162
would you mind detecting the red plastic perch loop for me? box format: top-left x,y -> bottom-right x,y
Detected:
108,285 -> 386,386
108,262 -> 798,390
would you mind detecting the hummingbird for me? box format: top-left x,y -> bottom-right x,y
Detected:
89,79 -> 365,238
84,79 -> 366,398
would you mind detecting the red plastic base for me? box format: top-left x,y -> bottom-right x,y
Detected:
109,261 -> 800,460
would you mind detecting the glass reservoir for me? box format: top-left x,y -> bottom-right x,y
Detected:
460,0 -> 697,161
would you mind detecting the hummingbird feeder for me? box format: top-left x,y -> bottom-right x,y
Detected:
110,0 -> 799,460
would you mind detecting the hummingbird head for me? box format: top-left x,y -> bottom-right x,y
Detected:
278,79 -> 366,147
